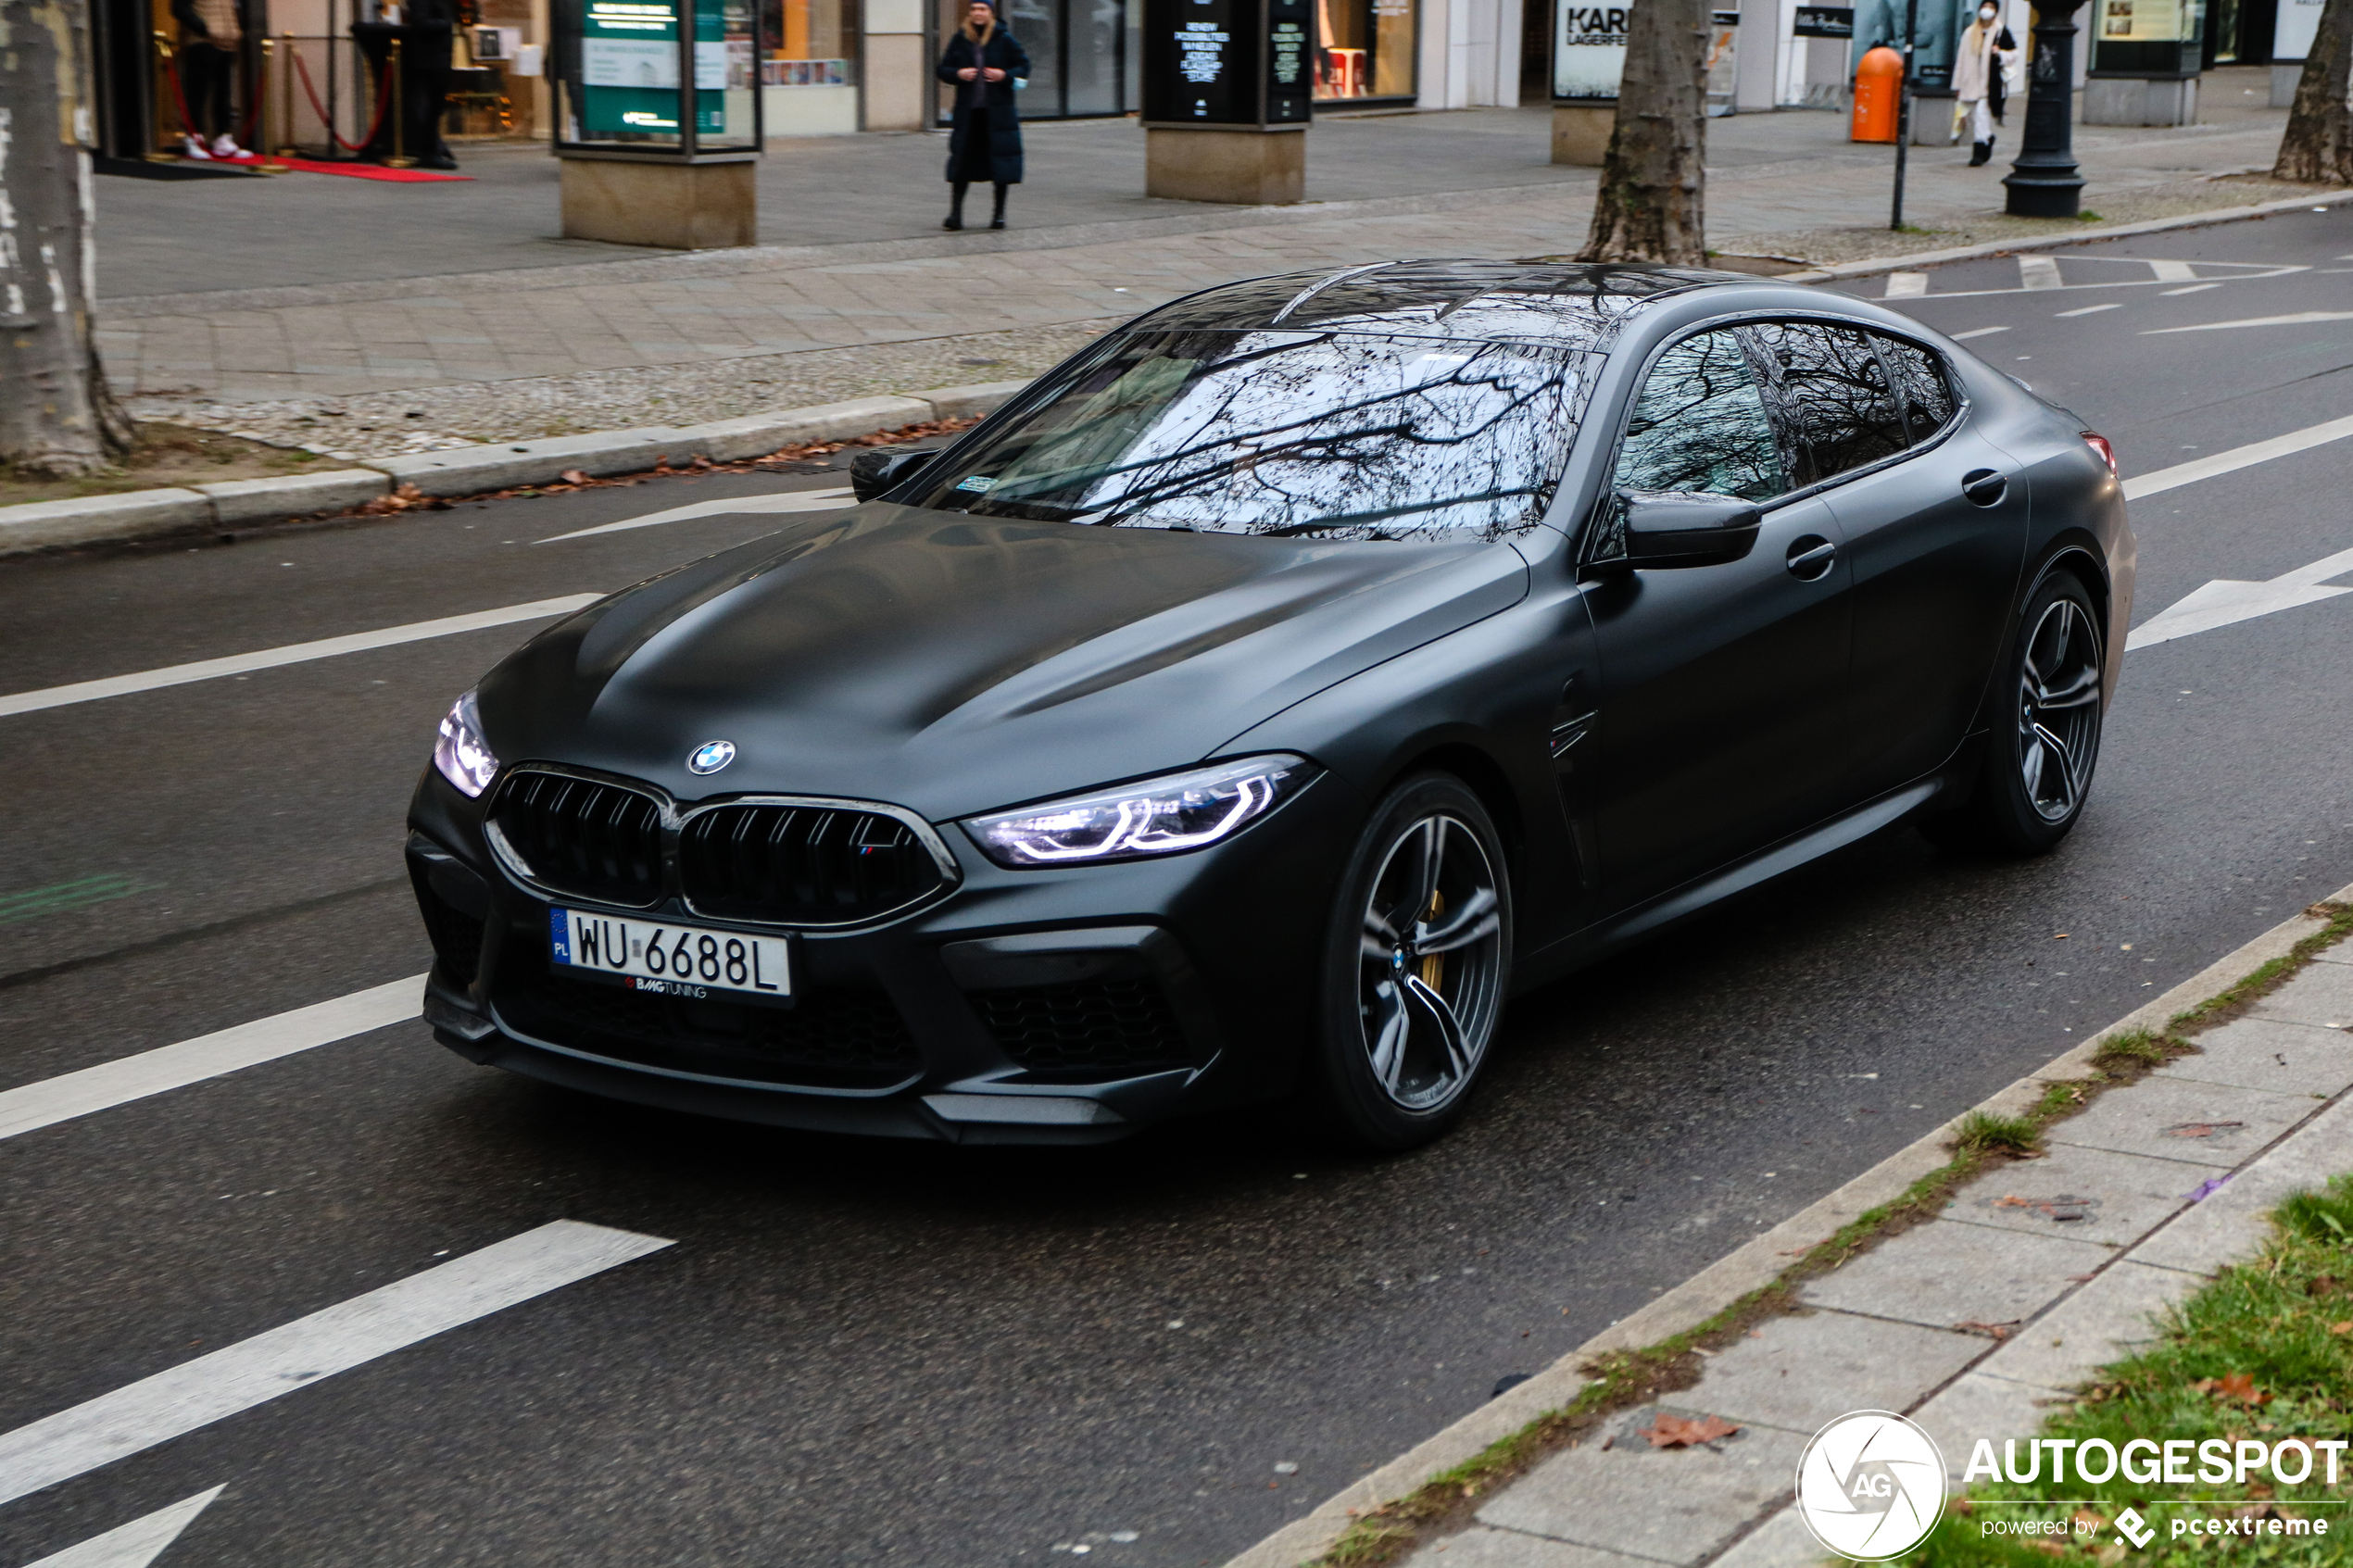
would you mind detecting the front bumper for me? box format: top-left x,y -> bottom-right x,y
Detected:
406,763 -> 1360,1143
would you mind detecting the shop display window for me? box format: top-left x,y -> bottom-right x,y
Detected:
760,0 -> 856,85
1313,0 -> 1413,101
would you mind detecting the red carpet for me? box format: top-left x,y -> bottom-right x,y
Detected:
200,154 -> 472,182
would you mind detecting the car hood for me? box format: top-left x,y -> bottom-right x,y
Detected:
477,504 -> 1529,822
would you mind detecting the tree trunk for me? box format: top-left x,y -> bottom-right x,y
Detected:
2276,0 -> 2353,183
1578,0 -> 1710,264
1,0 -> 134,477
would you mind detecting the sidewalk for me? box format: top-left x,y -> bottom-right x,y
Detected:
97,69 -> 2312,458
1236,890 -> 2353,1568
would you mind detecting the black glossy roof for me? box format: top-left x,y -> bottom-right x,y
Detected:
1133,259 -> 1749,346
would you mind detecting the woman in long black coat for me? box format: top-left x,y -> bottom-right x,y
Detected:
935,0 -> 1030,230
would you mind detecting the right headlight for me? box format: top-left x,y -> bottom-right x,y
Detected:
432,689 -> 500,798
963,755 -> 1314,868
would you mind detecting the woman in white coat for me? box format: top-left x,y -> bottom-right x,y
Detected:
1953,1 -> 2021,167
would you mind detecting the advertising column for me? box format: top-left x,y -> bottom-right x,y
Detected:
2084,0 -> 2204,122
1550,0 -> 1624,164
1140,0 -> 1310,202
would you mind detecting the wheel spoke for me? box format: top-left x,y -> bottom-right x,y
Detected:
2019,722 -> 2046,798
1367,979 -> 1409,1091
1362,907 -> 1401,964
2031,721 -> 2076,806
1402,974 -> 1473,1083
1415,886 -> 1499,955
1404,819 -> 1444,921
2032,667 -> 2101,711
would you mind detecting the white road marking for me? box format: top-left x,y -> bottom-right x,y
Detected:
19,1488 -> 223,1568
2056,303 -> 2121,317
2122,412 -> 2353,499
0,976 -> 424,1145
1881,259 -> 2305,301
2148,260 -> 2199,282
536,486 -> 857,543
2126,543 -> 2353,650
1885,272 -> 1928,298
2145,309 -> 2353,333
1952,325 -> 2010,340
2019,256 -> 2063,290
0,1222 -> 672,1509
2160,282 -> 2222,295
0,596 -> 603,721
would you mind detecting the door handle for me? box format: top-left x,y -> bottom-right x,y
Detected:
1963,468 -> 2008,507
1785,535 -> 1837,581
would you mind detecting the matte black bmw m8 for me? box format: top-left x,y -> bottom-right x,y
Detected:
407,261 -> 2134,1149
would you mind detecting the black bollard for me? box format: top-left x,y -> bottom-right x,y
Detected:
2002,0 -> 2088,217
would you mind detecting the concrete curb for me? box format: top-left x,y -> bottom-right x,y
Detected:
1773,185 -> 2353,285
0,381 -> 1030,559
1220,884 -> 2353,1568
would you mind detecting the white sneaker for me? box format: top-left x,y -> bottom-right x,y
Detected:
210,134 -> 244,158
183,133 -> 211,159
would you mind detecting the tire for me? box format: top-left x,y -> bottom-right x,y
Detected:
1308,773 -> 1513,1152
1925,569 -> 2107,856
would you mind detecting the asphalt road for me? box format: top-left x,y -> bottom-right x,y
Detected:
6,211 -> 2353,1568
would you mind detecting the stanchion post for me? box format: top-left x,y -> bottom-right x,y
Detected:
385,36 -> 416,167
278,31 -> 300,157
151,32 -> 182,160
258,38 -> 290,169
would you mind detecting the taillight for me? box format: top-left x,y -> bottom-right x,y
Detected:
2082,432 -> 2117,477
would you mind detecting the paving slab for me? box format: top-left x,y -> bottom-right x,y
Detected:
1907,1372 -> 2076,1484
1965,1261 -> 2201,1391
1797,1220 -> 2111,1332
1405,1525 -> 1653,1568
2154,1015 -> 2353,1098
2127,1097 -> 2353,1275
2045,1074 -> 2321,1170
1706,1507 -> 1829,1568
1474,1411 -> 1808,1567
1935,1142 -> 2210,1250
1675,1311 -> 1981,1436
2247,960 -> 2353,1029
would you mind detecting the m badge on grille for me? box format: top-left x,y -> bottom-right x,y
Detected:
687,740 -> 736,775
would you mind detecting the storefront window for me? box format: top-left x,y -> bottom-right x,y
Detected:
555,0 -> 761,151
760,0 -> 856,84
1315,0 -> 1414,101
937,0 -> 1127,119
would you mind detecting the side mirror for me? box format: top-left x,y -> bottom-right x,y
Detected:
1602,490 -> 1763,570
849,447 -> 938,502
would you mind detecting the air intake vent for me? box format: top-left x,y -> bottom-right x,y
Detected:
975,977 -> 1191,1077
490,772 -> 666,908
680,803 -> 950,927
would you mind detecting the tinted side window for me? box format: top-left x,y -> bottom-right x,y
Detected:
1612,329 -> 1789,503
1876,335 -> 1957,443
1751,320 -> 1909,484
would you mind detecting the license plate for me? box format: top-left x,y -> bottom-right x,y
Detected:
548,908 -> 793,1006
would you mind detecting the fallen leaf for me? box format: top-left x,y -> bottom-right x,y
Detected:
2198,1373 -> 2273,1406
1639,1412 -> 1741,1449
2164,1121 -> 2246,1139
560,469 -> 589,484
2330,1322 -> 2352,1336
1956,1320 -> 2023,1340
1994,1195 -> 2033,1208
2054,933 -> 2070,939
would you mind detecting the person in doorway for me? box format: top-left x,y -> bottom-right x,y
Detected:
1952,0 -> 2020,167
170,0 -> 246,159
936,0 -> 1029,231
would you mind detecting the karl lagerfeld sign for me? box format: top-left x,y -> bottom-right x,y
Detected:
1554,0 -> 1629,100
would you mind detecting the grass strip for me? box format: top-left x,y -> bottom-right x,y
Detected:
1908,1174 -> 2353,1565
1308,903 -> 2353,1568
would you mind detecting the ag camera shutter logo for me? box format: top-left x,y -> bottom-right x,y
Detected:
1794,1411 -> 1948,1561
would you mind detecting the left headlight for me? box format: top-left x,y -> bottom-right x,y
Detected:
963,755 -> 1314,868
433,689 -> 500,798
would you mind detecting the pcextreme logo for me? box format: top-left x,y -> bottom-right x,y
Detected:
1793,1411 -> 1948,1562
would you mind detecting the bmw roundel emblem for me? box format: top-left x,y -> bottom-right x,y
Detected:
686,739 -> 736,775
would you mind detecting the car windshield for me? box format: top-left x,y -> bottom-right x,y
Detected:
904,328 -> 1592,541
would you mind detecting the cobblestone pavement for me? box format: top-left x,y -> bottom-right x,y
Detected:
105,71 -> 2300,456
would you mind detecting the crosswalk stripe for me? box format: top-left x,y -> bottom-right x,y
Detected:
0,596 -> 602,721
19,1487 -> 224,1568
0,975 -> 423,1144
0,1222 -> 672,1509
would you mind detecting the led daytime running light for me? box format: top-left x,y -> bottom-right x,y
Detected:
965,756 -> 1311,868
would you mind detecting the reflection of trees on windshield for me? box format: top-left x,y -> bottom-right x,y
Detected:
1876,337 -> 1957,443
1612,330 -> 1788,502
913,329 -> 1591,541
1749,321 -> 1910,484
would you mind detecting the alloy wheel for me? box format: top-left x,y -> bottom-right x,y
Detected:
2016,596 -> 2102,822
1356,813 -> 1507,1111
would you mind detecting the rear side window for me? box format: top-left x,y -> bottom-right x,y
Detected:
1749,320 -> 1909,485
1875,335 -> 1958,442
1611,329 -> 1788,503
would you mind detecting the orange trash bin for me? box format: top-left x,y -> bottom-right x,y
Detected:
1851,45 -> 1903,144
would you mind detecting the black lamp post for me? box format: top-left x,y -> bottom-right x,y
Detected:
2003,0 -> 2088,217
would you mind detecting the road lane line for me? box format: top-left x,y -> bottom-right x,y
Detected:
21,1487 -> 223,1568
1885,272 -> 1928,298
2148,260 -> 2198,282
2020,256 -> 2063,289
536,486 -> 855,543
0,1221 -> 672,1509
2160,282 -> 2221,295
0,975 -> 423,1144
1952,326 -> 2009,340
0,596 -> 603,721
2144,309 -> 2353,333
2126,543 -> 2353,650
2056,303 -> 2120,317
2122,412 -> 2353,499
